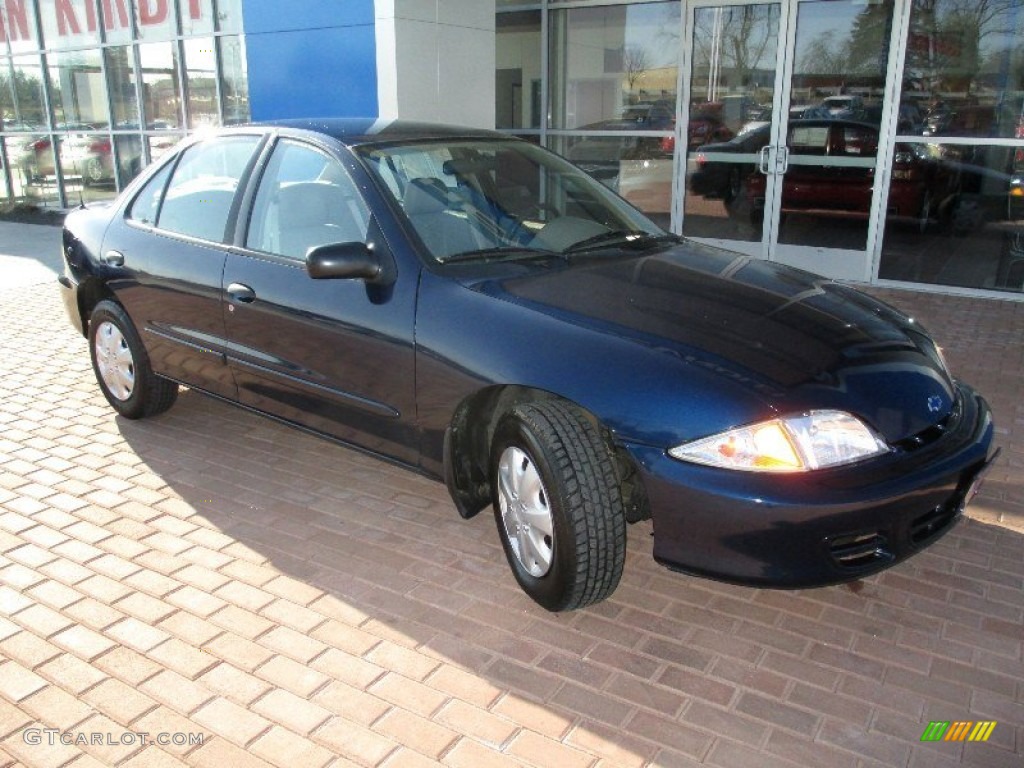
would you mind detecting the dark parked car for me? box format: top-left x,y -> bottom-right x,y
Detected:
60,120 -> 995,611
688,124 -> 771,202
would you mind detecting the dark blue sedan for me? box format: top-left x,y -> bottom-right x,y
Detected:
59,120 -> 995,611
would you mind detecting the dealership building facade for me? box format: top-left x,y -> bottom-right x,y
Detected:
3,0 -> 1024,298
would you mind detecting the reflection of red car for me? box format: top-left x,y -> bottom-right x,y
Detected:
61,135 -> 115,186
746,120 -> 950,226
687,113 -> 733,149
659,108 -> 736,155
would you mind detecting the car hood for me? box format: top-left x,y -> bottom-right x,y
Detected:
468,244 -> 956,444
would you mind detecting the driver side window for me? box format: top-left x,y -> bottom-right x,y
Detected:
246,140 -> 370,261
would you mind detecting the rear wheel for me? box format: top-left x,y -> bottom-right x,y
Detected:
490,400 -> 626,611
723,167 -> 742,204
89,300 -> 178,419
83,158 -> 105,187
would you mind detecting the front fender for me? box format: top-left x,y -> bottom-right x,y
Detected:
415,270 -> 773,473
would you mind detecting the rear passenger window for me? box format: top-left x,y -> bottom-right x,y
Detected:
156,135 -> 261,242
841,126 -> 877,156
788,125 -> 829,155
245,140 -> 370,261
127,162 -> 173,225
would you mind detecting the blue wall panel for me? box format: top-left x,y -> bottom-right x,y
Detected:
243,0 -> 378,121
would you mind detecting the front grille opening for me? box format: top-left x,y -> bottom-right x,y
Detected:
893,397 -> 962,453
910,503 -> 957,545
829,532 -> 893,570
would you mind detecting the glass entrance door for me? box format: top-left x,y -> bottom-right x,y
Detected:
680,2 -> 785,258
680,0 -> 897,281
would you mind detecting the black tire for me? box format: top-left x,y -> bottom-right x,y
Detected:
917,190 -> 932,233
490,400 -> 626,612
723,167 -> 741,204
88,300 -> 178,419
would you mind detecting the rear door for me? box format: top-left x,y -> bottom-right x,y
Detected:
103,133 -> 264,398
223,136 -> 419,462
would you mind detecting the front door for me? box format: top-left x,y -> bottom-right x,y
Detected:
680,0 -> 897,282
223,137 -> 419,464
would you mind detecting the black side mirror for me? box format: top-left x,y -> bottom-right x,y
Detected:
306,242 -> 382,281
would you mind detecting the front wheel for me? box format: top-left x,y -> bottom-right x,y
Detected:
491,400 -> 626,612
89,300 -> 178,419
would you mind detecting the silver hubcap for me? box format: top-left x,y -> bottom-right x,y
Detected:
94,321 -> 135,401
497,446 -> 554,577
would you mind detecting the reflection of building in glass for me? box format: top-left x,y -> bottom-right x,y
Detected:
2,0 -> 1021,298
497,0 -> 1024,297
1,0 -> 248,207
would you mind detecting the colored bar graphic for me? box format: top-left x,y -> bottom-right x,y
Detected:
944,722 -> 972,741
969,722 -> 997,742
920,721 -> 997,742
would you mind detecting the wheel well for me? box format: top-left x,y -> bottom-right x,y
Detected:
76,279 -> 116,336
444,385 -> 650,523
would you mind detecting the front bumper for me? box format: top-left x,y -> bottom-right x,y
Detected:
624,384 -> 995,587
58,271 -> 84,336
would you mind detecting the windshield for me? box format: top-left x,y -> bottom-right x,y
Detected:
355,138 -> 665,263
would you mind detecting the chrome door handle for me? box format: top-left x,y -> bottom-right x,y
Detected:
226,282 -> 256,303
776,146 -> 790,174
103,250 -> 124,266
758,146 -> 772,175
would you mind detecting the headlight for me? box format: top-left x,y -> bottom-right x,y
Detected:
669,410 -> 888,472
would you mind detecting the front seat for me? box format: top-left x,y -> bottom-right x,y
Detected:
402,177 -> 491,258
277,181 -> 358,259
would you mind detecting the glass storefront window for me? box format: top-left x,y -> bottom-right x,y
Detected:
40,0 -> 104,50
549,2 -> 680,130
0,137 -> 10,199
114,133 -> 145,183
48,49 -> 110,128
683,4 -> 780,245
2,0 -> 40,53
2,0 -> 250,208
106,46 -> 140,127
58,132 -> 119,202
146,131 -> 178,163
880,0 -> 1024,293
102,0 -> 136,45
181,0 -> 215,36
552,134 -> 673,229
10,132 -> 59,206
496,11 -> 541,130
218,35 -> 249,125
134,0 -> 178,42
7,55 -> 47,128
184,37 -> 217,127
879,142 -> 1024,294
216,0 -> 244,33
139,41 -> 181,128
904,0 -> 1024,141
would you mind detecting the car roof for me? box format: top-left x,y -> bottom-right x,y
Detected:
259,118 -> 510,146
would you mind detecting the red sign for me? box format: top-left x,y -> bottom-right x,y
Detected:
1,0 -> 206,42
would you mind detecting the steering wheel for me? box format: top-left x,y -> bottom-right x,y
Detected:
505,203 -> 560,245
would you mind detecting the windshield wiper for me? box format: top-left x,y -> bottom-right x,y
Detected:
440,246 -> 566,265
562,230 -> 678,254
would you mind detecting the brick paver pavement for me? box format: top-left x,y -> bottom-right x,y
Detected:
0,253 -> 1021,767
